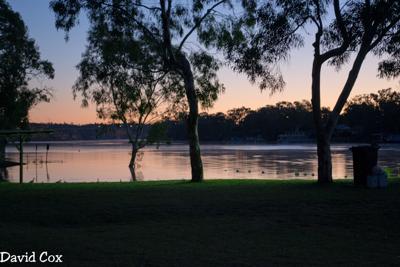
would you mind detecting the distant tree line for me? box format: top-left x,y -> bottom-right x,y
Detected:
163,88 -> 400,143
30,88 -> 400,143
343,88 -> 400,141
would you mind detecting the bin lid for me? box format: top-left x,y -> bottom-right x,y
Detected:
350,145 -> 380,151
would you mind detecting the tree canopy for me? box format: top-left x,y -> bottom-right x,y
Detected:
50,0 -> 232,181
202,0 -> 400,183
50,0 -> 227,110
0,0 -> 54,130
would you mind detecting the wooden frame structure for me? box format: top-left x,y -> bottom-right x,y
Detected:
0,130 -> 53,183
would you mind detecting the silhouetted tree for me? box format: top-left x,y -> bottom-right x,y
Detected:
240,101 -> 314,141
161,100 -> 315,142
50,0 -> 228,182
343,94 -> 381,137
72,19 -> 175,180
344,88 -> 400,137
227,107 -> 252,125
206,0 -> 400,183
147,122 -> 169,148
375,88 -> 400,134
198,112 -> 234,141
0,0 -> 54,164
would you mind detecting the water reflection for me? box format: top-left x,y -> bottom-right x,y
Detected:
3,141 -> 400,183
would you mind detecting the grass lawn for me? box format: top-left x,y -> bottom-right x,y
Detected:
0,179 -> 399,266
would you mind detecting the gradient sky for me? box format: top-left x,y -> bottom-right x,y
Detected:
9,0 -> 400,124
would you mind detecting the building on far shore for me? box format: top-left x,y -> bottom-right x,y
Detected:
277,131 -> 313,144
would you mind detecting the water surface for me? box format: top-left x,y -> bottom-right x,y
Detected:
3,141 -> 400,182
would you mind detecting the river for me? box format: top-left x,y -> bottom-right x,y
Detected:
2,141 -> 400,182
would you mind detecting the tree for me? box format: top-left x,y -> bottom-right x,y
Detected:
0,0 -> 54,165
343,93 -> 381,137
72,19 -> 174,180
238,101 -> 314,141
198,112 -> 234,141
227,107 -> 252,125
374,88 -> 400,134
206,0 -> 400,183
147,122 -> 169,148
50,0 -> 228,182
344,88 -> 400,137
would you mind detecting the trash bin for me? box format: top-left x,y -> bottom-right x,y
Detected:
350,145 -> 379,186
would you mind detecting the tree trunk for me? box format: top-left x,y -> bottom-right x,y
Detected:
178,55 -> 204,182
311,48 -> 333,184
320,48 -> 368,183
129,145 -> 138,181
0,137 -> 6,165
317,135 -> 332,184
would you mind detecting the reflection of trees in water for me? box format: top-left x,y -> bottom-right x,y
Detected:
132,146 -> 397,180
6,144 -> 398,181
189,150 -> 304,178
203,150 -> 319,178
46,160 -> 50,182
193,149 -> 353,179
260,151 -> 316,178
378,149 -> 400,177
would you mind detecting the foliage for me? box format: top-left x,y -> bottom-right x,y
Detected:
343,88 -> 400,135
50,0 -> 235,180
146,122 -> 169,147
0,0 -> 54,130
165,100 -> 317,142
50,0 -> 228,112
202,0 -> 400,182
237,100 -> 314,141
227,107 -> 252,125
28,91 -> 400,143
71,9 -> 172,148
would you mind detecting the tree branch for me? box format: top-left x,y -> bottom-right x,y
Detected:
160,0 -> 175,63
369,16 -> 400,49
101,1 -> 160,45
132,3 -> 161,12
326,46 -> 369,137
333,0 -> 349,43
178,0 -> 226,52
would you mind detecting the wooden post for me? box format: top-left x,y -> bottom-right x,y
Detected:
19,135 -> 23,184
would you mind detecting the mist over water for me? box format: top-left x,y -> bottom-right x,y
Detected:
4,141 -> 400,183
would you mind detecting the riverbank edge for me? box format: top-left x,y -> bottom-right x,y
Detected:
0,177 -> 399,188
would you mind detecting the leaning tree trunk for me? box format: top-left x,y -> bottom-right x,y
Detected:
129,144 -> 138,181
178,55 -> 204,182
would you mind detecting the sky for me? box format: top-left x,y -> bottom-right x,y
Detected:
8,0 -> 400,124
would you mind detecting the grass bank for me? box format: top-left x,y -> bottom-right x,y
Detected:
0,179 -> 399,266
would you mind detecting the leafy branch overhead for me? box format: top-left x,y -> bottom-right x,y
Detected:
50,0 -> 229,110
200,0 -> 400,93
